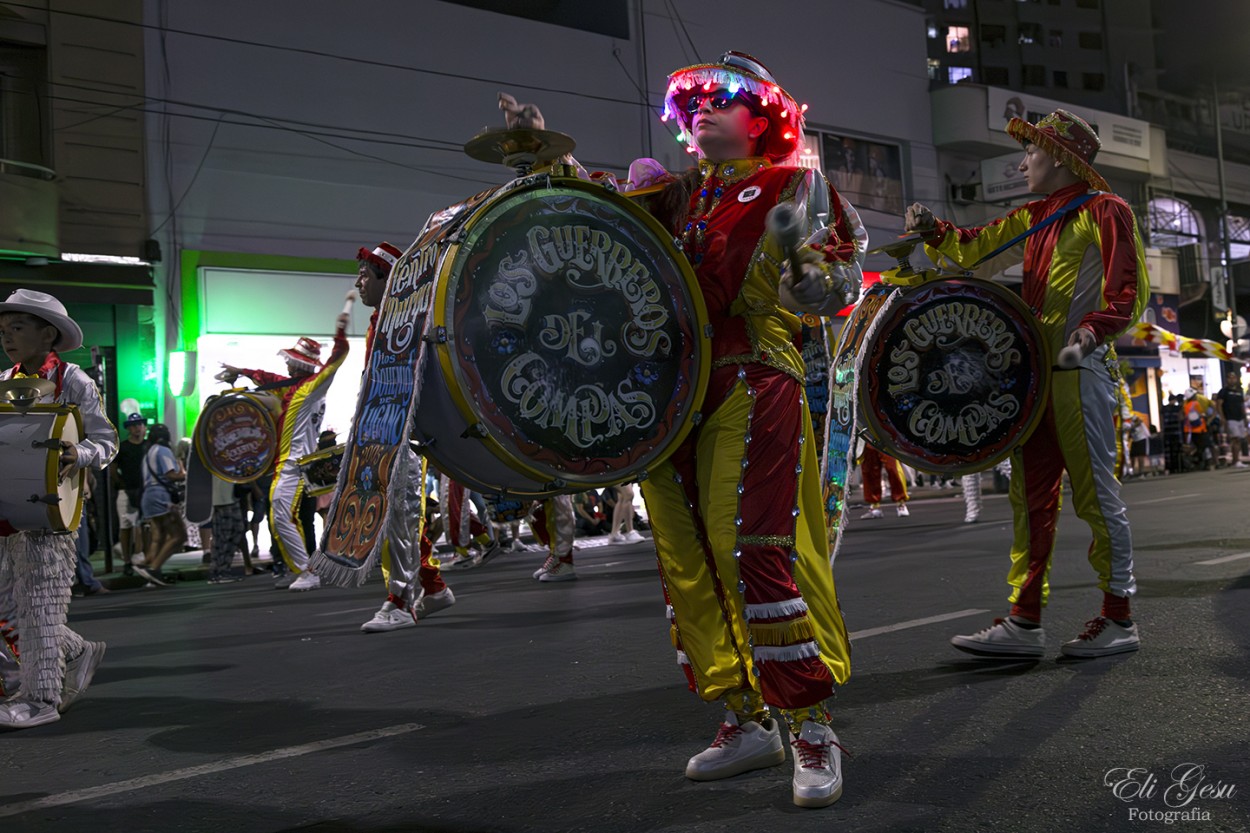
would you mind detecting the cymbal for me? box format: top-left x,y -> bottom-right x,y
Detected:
0,377 -> 55,409
463,128 -> 576,167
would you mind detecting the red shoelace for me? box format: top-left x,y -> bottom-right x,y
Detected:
709,722 -> 744,748
794,736 -> 853,768
1075,617 -> 1109,641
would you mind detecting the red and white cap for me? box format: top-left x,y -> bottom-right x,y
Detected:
356,242 -> 403,276
278,336 -> 323,370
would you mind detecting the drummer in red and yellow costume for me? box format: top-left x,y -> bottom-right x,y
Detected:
906,109 -> 1147,659
351,242 -> 456,631
220,316 -> 349,591
503,51 -> 864,808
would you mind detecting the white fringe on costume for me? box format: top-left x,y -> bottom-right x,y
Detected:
0,530 -> 85,706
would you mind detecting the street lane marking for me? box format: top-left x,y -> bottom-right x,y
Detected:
849,609 -> 989,641
314,606 -> 382,617
1134,494 -> 1200,505
1194,552 -> 1250,566
0,722 -> 426,818
576,561 -> 629,570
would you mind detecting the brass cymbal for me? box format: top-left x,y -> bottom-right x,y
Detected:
0,377 -> 55,409
463,127 -> 576,167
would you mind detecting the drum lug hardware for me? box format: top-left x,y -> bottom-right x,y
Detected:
544,478 -> 567,491
31,438 -> 62,450
691,412 -> 703,426
423,326 -> 448,344
446,230 -> 466,245
461,422 -> 488,440
635,469 -> 649,483
704,324 -> 714,339
27,493 -> 62,506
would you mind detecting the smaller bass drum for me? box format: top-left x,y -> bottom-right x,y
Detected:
193,391 -> 280,483
297,443 -> 345,497
858,278 -> 1050,476
0,404 -> 84,532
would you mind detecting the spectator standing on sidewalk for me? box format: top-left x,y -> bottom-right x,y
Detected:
111,412 -> 149,569
1216,371 -> 1247,468
136,423 -> 185,586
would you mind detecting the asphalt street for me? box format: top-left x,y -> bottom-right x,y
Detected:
3,469 -> 1248,833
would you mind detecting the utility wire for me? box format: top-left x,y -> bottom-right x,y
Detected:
4,0 -> 655,110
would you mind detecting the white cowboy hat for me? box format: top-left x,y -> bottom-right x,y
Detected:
0,288 -> 84,351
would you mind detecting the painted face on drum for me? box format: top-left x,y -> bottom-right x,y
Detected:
0,312 -> 58,370
690,91 -> 769,161
355,262 -> 388,309
1017,143 -> 1073,194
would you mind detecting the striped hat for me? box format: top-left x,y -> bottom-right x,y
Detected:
356,242 -> 403,276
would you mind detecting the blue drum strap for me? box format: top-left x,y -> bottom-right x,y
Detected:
968,191 -> 1099,270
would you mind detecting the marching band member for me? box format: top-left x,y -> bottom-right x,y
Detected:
354,243 -> 456,630
0,289 -> 116,728
219,316 -> 349,591
501,49 -> 864,807
858,444 -> 910,519
906,109 -> 1148,659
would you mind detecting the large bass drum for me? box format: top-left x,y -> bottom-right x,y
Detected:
0,404 -> 84,532
410,172 -> 711,497
193,390 -> 280,483
855,278 -> 1050,476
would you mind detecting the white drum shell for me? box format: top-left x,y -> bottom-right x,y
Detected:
0,407 -> 84,532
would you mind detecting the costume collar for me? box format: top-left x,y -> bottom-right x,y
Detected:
698,156 -> 770,186
12,350 -> 64,398
1045,181 -> 1090,204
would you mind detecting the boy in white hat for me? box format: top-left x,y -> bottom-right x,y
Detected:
0,288 -> 117,728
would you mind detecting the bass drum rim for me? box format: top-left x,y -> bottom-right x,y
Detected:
193,391 -> 279,484
428,174 -> 711,495
858,277 -> 1052,477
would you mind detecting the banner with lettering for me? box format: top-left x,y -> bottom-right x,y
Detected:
311,189 -> 494,584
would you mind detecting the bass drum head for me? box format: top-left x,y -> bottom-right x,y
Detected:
431,177 -> 710,493
860,278 -> 1050,476
194,393 -> 279,483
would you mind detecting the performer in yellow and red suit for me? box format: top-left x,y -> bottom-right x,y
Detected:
351,242 -> 455,631
906,109 -> 1148,659
220,318 -> 349,591
502,50 -> 864,808
858,444 -> 910,519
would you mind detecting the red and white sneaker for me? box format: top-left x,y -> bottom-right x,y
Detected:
532,555 -> 557,579
685,712 -> 786,781
1060,617 -> 1140,658
538,560 -> 576,582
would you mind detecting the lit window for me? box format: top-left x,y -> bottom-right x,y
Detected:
944,0 -> 968,8
927,58 -> 942,80
946,26 -> 971,53
949,67 -> 973,83
928,23 -> 939,38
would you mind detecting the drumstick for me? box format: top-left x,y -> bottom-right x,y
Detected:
766,202 -> 805,273
1057,344 -> 1085,370
342,289 -> 358,316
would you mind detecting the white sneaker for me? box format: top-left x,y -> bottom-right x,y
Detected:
624,529 -> 645,543
60,641 -> 106,713
608,532 -> 627,544
415,587 -> 456,618
964,510 -> 979,523
685,712 -> 786,781
950,617 -> 1045,658
442,551 -> 479,571
860,507 -> 883,519
476,540 -> 503,567
533,555 -> 557,579
0,699 -> 60,730
1059,617 -> 1140,658
896,504 -> 909,517
791,721 -> 845,808
538,560 -> 576,582
361,600 -> 416,633
1234,462 -> 1248,469
289,571 -> 321,592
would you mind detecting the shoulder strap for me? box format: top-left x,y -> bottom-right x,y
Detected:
969,191 -> 1100,269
